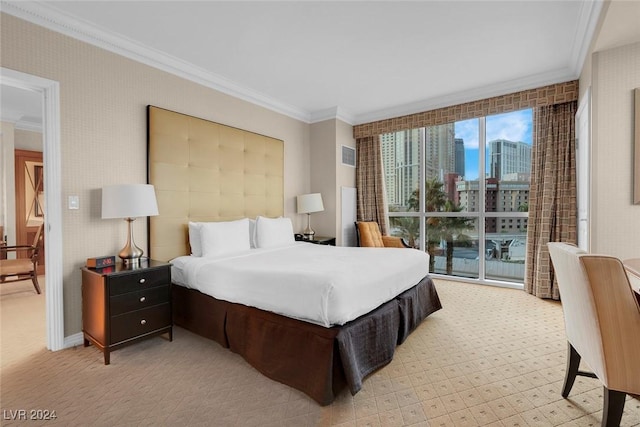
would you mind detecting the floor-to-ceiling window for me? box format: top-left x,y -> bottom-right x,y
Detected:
382,108 -> 532,286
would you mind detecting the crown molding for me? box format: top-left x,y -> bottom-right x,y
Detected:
0,111 -> 24,123
0,110 -> 43,137
353,67 -> 577,125
1,1 -> 312,123
15,117 -> 43,132
310,106 -> 355,125
569,0 -> 604,76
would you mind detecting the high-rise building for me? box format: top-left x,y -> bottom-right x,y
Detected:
380,129 -> 422,208
454,138 -> 465,177
425,124 -> 455,180
489,139 -> 531,180
381,124 -> 457,209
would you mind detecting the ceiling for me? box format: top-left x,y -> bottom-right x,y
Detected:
0,85 -> 42,131
1,0 -> 639,128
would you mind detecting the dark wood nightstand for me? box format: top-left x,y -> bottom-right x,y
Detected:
81,259 -> 172,364
300,236 -> 336,246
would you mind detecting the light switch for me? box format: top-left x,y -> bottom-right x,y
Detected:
68,195 -> 79,210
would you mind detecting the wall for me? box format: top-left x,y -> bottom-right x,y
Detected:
15,128 -> 43,151
590,41 -> 640,258
309,119 -> 356,245
335,119 -> 356,246
1,14 -> 311,336
309,120 -> 337,238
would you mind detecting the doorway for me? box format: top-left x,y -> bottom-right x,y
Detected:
1,67 -> 63,351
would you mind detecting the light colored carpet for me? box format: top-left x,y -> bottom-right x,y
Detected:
1,278 -> 639,426
1,276 -> 46,368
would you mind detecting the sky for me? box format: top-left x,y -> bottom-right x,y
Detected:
455,108 -> 532,180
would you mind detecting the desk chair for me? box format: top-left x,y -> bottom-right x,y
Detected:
0,223 -> 44,294
548,242 -> 640,427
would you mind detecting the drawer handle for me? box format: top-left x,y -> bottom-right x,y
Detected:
139,278 -> 146,284
140,319 -> 147,325
140,296 -> 146,303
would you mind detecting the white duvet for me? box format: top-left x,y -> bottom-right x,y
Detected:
171,242 -> 430,327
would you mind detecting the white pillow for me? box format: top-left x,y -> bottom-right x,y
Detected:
200,218 -> 251,257
255,216 -> 295,249
188,222 -> 203,257
249,218 -> 257,248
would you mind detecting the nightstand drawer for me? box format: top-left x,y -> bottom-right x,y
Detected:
111,303 -> 171,343
109,268 -> 170,296
110,285 -> 170,316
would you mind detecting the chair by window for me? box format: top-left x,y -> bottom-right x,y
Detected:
548,242 -> 640,427
0,223 -> 44,294
355,221 -> 410,248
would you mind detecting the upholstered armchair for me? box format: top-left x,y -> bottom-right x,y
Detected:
355,221 -> 410,248
0,224 -> 43,294
547,243 -> 640,427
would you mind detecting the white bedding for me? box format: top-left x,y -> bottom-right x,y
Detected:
171,242 -> 430,327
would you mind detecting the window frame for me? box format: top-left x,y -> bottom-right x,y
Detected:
385,115 -> 529,289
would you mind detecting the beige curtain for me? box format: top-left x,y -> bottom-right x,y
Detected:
356,136 -> 389,235
525,101 -> 577,299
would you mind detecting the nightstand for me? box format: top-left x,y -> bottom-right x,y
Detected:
300,236 -> 336,246
81,259 -> 172,364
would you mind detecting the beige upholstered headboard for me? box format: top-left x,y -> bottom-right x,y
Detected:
147,106 -> 284,261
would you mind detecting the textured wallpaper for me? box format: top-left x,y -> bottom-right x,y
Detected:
1,13 -> 311,336
592,42 -> 640,259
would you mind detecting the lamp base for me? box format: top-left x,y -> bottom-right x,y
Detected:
303,213 -> 315,239
118,218 -> 144,266
121,256 -> 142,267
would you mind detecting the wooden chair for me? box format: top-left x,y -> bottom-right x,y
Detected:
547,242 -> 640,427
0,223 -> 44,294
355,221 -> 410,248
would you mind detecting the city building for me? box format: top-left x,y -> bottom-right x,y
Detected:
456,178 -> 529,232
381,129 -> 422,209
454,138 -> 465,177
425,124 -> 455,180
382,124 -> 465,209
489,139 -> 532,180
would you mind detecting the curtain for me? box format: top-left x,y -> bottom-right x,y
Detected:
525,101 -> 577,299
356,136 -> 389,235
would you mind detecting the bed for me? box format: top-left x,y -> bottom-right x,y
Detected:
147,106 -> 442,405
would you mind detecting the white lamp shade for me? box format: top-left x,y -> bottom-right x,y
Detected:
102,184 -> 159,219
297,193 -> 324,214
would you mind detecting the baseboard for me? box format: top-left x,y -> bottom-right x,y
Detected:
63,332 -> 84,349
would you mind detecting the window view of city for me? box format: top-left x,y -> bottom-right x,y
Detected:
381,109 -> 532,283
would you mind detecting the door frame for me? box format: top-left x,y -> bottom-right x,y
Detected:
576,87 -> 591,252
1,67 -> 64,351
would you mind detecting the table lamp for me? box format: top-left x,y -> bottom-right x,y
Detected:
102,184 -> 159,265
296,193 -> 324,239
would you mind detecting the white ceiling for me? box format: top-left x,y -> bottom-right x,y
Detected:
0,85 -> 43,132
2,0 -> 637,127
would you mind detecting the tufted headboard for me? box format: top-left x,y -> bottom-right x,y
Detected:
147,106 -> 284,261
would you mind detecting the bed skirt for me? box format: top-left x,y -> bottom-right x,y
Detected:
172,275 -> 441,405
